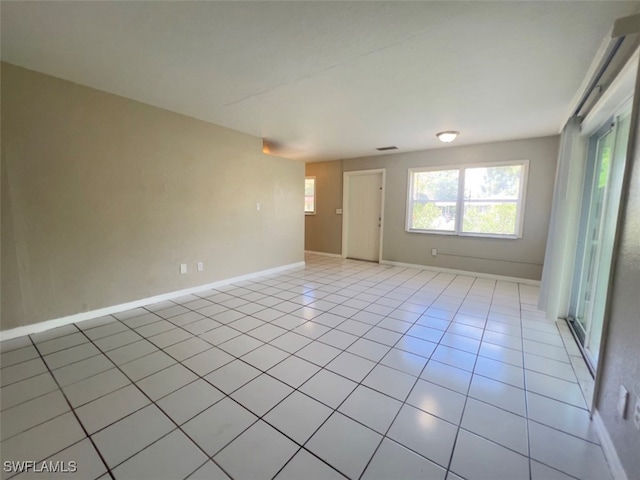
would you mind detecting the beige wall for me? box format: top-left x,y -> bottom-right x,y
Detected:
305,161 -> 343,255
1,63 -> 304,331
595,60 -> 640,479
340,136 -> 559,280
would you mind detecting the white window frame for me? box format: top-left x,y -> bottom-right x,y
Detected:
406,159 -> 529,239
305,176 -> 316,215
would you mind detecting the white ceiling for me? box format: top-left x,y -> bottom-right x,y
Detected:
2,1 -> 639,162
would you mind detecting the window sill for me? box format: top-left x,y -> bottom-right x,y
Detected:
406,229 -> 520,240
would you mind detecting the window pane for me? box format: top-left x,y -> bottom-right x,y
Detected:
464,165 -> 521,200
410,169 -> 458,231
462,201 -> 518,235
305,177 -> 315,213
462,164 -> 522,235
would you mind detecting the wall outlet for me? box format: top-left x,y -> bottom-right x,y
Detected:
617,385 -> 628,418
431,248 -> 437,256
256,203 -> 261,211
179,263 -> 187,274
197,262 -> 204,272
336,208 -> 343,215
633,396 -> 640,431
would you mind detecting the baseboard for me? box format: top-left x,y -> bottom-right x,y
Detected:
379,260 -> 541,285
592,410 -> 628,480
0,261 -> 305,341
304,250 -> 343,258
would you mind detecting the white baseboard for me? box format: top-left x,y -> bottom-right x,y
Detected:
592,410 -> 628,480
304,250 -> 343,258
0,261 -> 305,341
379,260 -> 541,285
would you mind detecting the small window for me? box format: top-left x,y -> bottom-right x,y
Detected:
305,176 -> 316,214
407,160 -> 528,238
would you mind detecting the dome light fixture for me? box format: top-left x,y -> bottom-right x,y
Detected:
436,131 -> 460,143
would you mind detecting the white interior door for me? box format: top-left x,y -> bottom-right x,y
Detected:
345,171 -> 383,261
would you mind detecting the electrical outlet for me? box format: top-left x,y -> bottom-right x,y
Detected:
431,248 -> 437,256
179,264 -> 187,274
617,385 -> 628,418
633,396 -> 640,431
256,203 -> 261,211
197,262 -> 204,272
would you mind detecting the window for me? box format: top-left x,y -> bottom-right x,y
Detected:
305,176 -> 316,214
407,160 -> 528,238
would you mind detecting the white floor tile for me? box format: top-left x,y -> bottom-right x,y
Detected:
420,360 -> 472,394
362,438 -> 446,480
231,373 -> 293,416
387,404 -> 457,468
274,449 -> 346,480
296,341 -> 342,367
264,391 -> 333,443
299,369 -> 357,409
307,412 -> 382,480
104,340 -> 157,366
362,364 -> 416,401
380,348 -> 428,377
75,384 -> 149,434
474,355 -> 525,389
528,421 -> 612,480
317,329 -> 359,350
183,397 -> 257,457
430,344 -> 476,371
270,331 -> 312,353
92,404 -> 175,468
478,341 -> 524,367
157,379 -> 224,425
63,368 -> 131,407
0,390 -> 70,441
525,370 -> 585,408
182,347 -> 234,377
325,352 -> 376,383
1,412 -> 85,470
530,460 -> 577,480
241,344 -> 289,371
1,345 -> 39,368
214,420 -> 298,480
112,429 -> 207,480
407,379 -> 466,424
44,343 -> 102,369
136,363 -> 197,401
268,355 -> 321,388
468,374 -> 526,416
339,385 -> 402,434
186,460 -> 230,480
119,350 -> 176,381
217,334 -> 263,357
204,359 -> 261,394
450,429 -> 530,480
461,398 -> 528,455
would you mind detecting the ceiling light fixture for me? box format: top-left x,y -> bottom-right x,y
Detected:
436,131 -> 460,143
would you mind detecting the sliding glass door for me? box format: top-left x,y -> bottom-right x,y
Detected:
568,106 -> 631,370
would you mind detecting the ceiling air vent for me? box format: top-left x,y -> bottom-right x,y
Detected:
376,146 -> 398,151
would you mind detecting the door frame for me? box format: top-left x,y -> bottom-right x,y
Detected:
342,169 -> 386,262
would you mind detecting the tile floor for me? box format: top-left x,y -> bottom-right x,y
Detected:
0,254 -> 611,480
